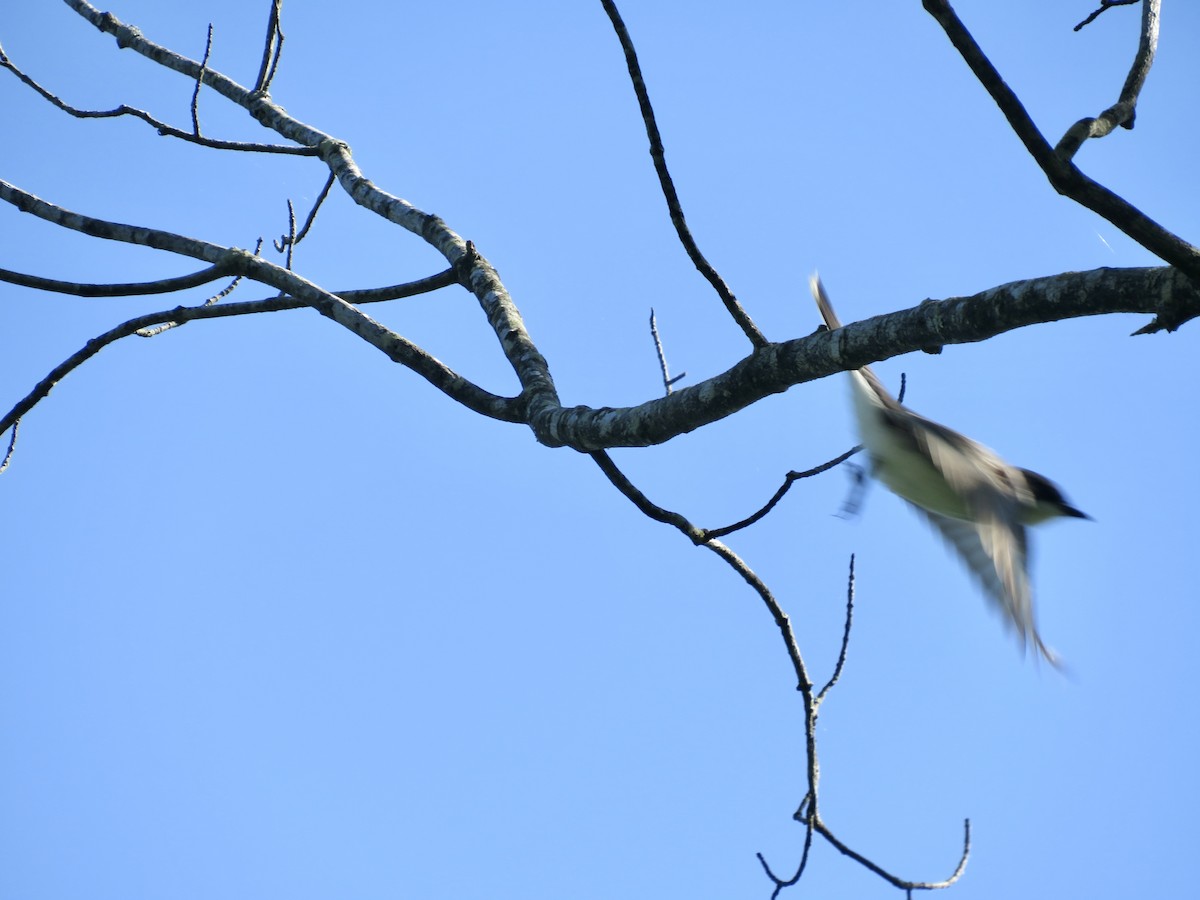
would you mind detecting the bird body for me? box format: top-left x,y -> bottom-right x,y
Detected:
810,275 -> 1088,665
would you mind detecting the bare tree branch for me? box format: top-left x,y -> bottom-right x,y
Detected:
275,199 -> 297,269
922,0 -> 1200,283
1058,0 -> 1160,158
253,0 -> 284,94
0,263 -> 232,297
280,172 -> 336,250
810,816 -> 970,892
592,448 -> 965,892
816,555 -> 856,703
0,39 -> 312,155
0,419 -> 17,475
648,309 -> 685,396
1075,0 -> 1140,32
0,271 -> 522,440
599,0 -> 767,348
189,23 -> 213,137
532,266 -> 1199,450
704,447 -> 862,539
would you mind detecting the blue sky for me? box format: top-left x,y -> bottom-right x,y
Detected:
2,2 -> 1198,898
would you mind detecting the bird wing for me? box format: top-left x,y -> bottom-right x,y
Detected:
913,502 -> 1060,668
902,416 -> 1059,665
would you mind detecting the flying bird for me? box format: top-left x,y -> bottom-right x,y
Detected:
810,275 -> 1089,666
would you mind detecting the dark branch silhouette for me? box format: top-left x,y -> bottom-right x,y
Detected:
599,0 -> 766,348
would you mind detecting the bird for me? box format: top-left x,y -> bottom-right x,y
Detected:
810,274 -> 1089,666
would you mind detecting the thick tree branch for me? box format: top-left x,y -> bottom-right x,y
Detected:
534,266 -> 1197,450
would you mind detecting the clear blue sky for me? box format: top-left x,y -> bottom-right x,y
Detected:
2,2 -> 1197,898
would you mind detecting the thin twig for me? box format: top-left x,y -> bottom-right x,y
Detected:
254,0 -> 284,94
756,813 -> 816,898
190,24 -> 213,137
648,309 -> 685,395
0,45 -> 311,155
137,239 -> 263,336
272,174 -> 336,263
0,419 -> 18,474
599,0 -> 766,348
704,447 -> 862,539
294,172 -> 336,244
816,555 -> 856,703
273,199 -> 297,269
1075,0 -> 1139,31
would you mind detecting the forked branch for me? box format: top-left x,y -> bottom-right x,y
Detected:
922,0 -> 1200,289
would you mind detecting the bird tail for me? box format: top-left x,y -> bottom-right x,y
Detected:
809,274 -> 892,404
810,273 -> 843,331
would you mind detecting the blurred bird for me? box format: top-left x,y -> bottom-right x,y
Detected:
810,274 -> 1089,666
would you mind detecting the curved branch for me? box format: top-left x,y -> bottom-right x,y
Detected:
813,816 -> 971,891
1057,0 -> 1160,158
0,263 -> 232,297
589,450 -> 705,541
590,450 -> 813,692
704,447 -> 862,539
599,0 -> 767,348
